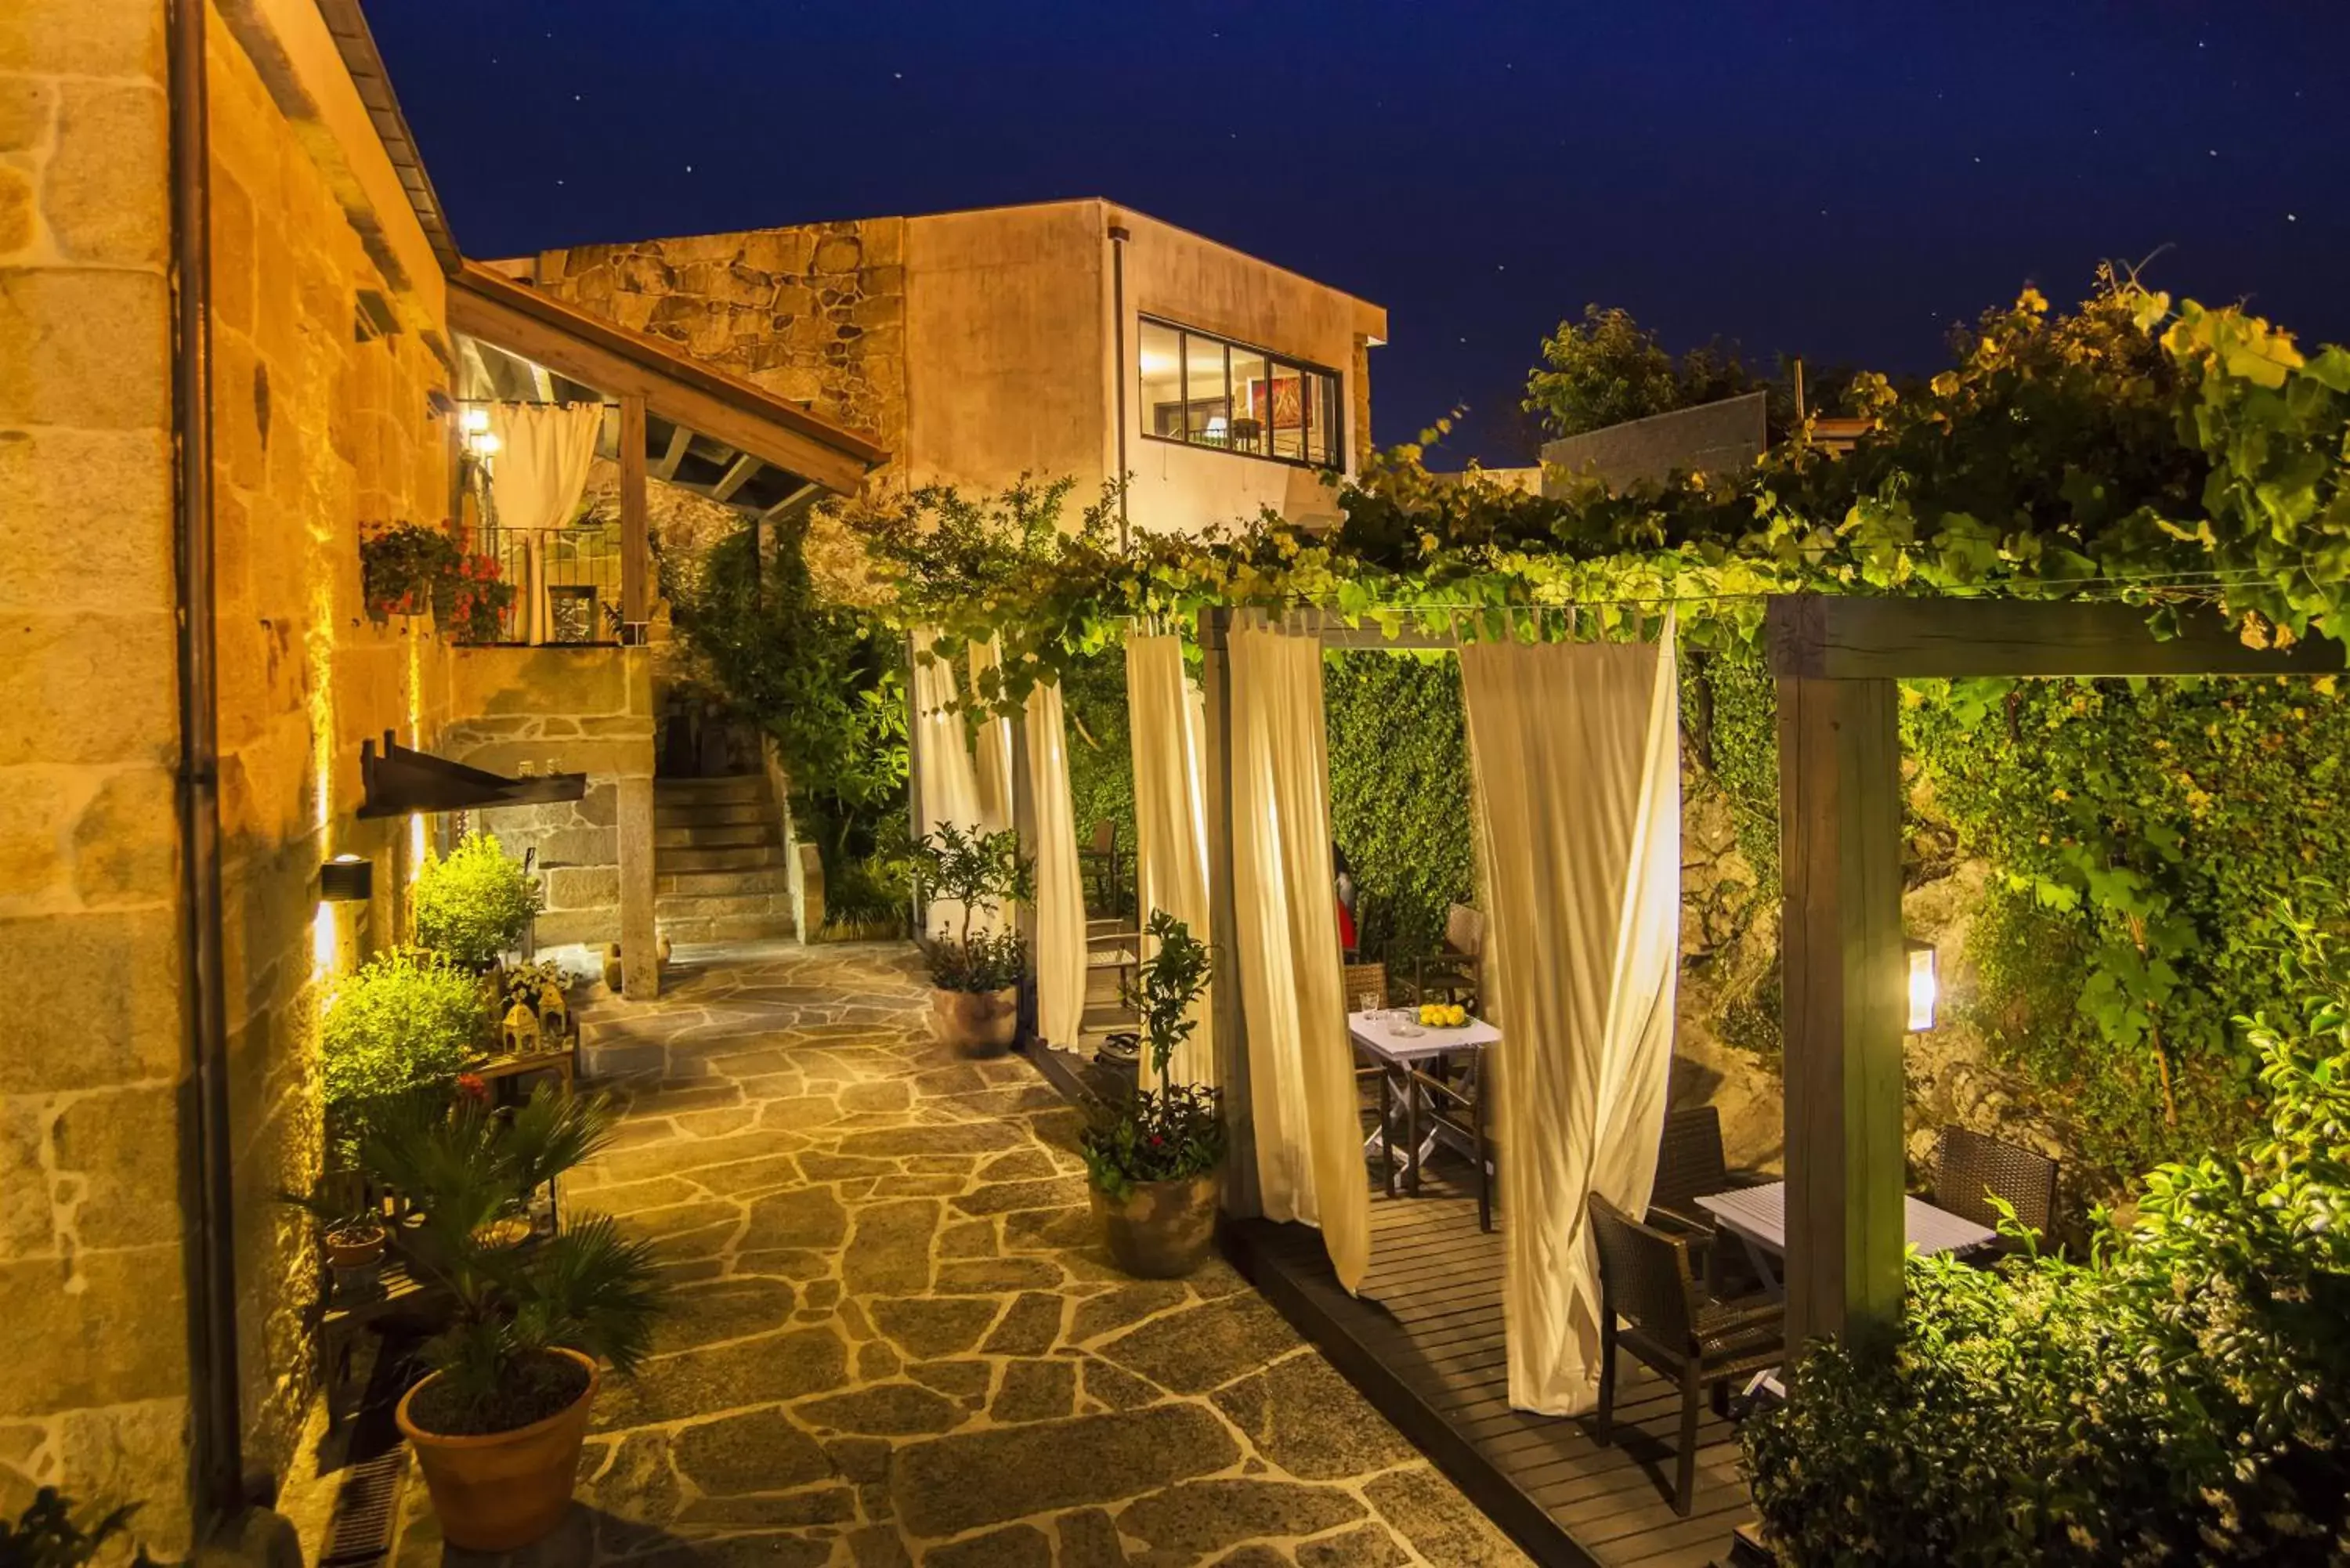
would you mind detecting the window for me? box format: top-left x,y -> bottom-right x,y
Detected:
1138,316 -> 1342,470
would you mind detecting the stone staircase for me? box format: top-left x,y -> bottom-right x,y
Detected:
653,774 -> 796,944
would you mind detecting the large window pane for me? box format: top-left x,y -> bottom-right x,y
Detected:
1228,346 -> 1270,457
1139,319 -> 1185,439
1307,370 -> 1342,467
1184,334 -> 1230,444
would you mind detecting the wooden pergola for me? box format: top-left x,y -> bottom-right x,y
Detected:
1766,592 -> 2340,1348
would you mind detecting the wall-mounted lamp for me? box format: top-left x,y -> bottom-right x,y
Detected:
460,406 -> 491,435
460,405 -> 501,459
1905,938 -> 1940,1031
320,853 -> 374,903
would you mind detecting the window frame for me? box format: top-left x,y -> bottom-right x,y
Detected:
1137,314 -> 1344,473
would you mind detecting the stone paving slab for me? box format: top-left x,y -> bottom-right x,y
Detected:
393,941 -> 1529,1567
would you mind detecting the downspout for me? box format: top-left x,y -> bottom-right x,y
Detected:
1108,222 -> 1130,551
168,0 -> 248,1531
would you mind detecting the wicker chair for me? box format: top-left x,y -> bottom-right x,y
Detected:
1650,1106 -> 1730,1231
1588,1193 -> 1784,1515
1933,1125 -> 2059,1251
1404,902 -> 1485,1009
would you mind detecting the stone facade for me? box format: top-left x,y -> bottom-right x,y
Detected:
524,222 -> 907,458
0,1 -> 195,1545
439,647 -> 658,954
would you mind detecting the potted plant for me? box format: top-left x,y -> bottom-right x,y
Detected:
412,832 -> 543,974
365,1086 -> 667,1552
321,948 -> 490,1165
1082,910 -> 1225,1277
323,1212 -> 389,1270
911,822 -> 1034,1055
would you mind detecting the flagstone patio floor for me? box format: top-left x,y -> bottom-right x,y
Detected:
392,939 -> 1531,1567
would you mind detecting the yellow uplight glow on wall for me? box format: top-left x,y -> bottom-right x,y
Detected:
1905,938 -> 1940,1032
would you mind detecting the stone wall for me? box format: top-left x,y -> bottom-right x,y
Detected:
0,1 -> 193,1544
522,222 -> 907,457
438,647 -> 656,956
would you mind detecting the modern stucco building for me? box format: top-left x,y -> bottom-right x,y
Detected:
490,198 -> 1389,535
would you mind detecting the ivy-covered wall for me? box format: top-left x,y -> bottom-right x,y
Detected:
1325,652 -> 1479,959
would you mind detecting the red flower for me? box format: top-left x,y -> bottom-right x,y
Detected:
456,1072 -> 489,1104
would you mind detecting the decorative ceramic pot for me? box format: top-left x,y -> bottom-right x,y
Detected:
323,1222 -> 387,1270
397,1348 -> 599,1552
930,985 -> 1018,1056
1093,1169 -> 1220,1278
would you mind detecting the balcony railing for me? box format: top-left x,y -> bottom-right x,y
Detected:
457,523 -> 625,646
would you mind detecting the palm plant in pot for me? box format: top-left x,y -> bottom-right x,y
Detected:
911,822 -> 1034,1055
1082,910 -> 1225,1277
363,1086 -> 666,1552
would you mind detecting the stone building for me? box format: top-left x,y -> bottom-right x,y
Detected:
493,197 -> 1390,537
0,0 -> 880,1551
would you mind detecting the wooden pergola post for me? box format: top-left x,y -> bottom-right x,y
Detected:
1197,607 -> 1262,1217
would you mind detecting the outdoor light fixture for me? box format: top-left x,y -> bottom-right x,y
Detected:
460,406 -> 491,434
469,431 -> 501,457
320,853 -> 374,902
1906,938 -> 1940,1031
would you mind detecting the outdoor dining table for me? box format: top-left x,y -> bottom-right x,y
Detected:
1348,1008 -> 1500,1209
1694,1180 -> 1998,1299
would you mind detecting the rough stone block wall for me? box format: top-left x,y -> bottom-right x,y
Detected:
522,220 -> 904,457
201,7 -> 455,1501
439,648 -> 656,955
0,0 -> 193,1545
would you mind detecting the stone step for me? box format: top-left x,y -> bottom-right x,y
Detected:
656,867 -> 790,898
654,822 -> 779,851
657,891 -> 791,921
660,844 -> 788,874
655,774 -> 767,804
658,912 -> 799,945
656,800 -> 772,829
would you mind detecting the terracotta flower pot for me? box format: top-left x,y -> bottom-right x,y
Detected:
1093,1169 -> 1221,1278
931,985 -> 1018,1056
397,1348 -> 599,1552
323,1223 -> 387,1270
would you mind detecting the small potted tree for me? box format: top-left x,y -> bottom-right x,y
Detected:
367,1086 -> 667,1552
911,822 -> 1034,1055
1083,910 -> 1224,1277
412,832 -> 543,974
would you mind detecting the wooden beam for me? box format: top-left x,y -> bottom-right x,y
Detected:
652,421 -> 694,482
1767,593 -> 2345,681
1777,674 -> 1907,1357
448,274 -> 878,495
620,395 -> 649,634
761,481 -> 822,524
710,451 -> 762,503
1198,607 -> 1262,1218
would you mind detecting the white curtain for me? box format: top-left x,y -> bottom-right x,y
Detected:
1025,678 -> 1087,1052
487,402 -> 602,644
967,638 -> 1016,834
1126,634 -> 1216,1090
911,628 -> 994,939
1227,623 -> 1370,1293
1460,623 -> 1682,1415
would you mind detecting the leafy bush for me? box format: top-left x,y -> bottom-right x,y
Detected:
1083,911 -> 1225,1200
322,948 -> 486,1116
412,832 -> 541,970
360,1086 -> 667,1436
1324,650 -> 1477,961
911,823 -> 1033,992
1742,898 -> 2350,1565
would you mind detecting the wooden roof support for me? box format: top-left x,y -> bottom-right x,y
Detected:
1767,593 -> 2345,680
652,421 -> 695,482
448,262 -> 886,497
710,451 -> 763,503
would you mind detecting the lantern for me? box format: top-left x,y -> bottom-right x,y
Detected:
501,1000 -> 541,1057
537,984 -> 569,1046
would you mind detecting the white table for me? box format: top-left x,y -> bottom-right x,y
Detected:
1349,1010 -> 1500,1204
1694,1180 -> 1998,1299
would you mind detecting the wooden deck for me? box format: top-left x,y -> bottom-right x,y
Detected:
1227,1159 -> 1752,1568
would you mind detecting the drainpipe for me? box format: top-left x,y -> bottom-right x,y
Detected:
168,0 -> 248,1534
1108,222 -> 1130,551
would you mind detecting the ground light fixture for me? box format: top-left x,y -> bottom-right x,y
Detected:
1905,937 -> 1939,1031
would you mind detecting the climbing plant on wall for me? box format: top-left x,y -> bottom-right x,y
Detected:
1324,652 -> 1477,960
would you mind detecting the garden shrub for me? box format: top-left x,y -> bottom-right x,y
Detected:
1742,899 -> 2350,1566
1060,645 -> 1136,905
411,831 -> 541,970
321,948 -> 486,1122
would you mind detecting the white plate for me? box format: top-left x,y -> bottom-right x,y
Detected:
1389,1024 -> 1425,1039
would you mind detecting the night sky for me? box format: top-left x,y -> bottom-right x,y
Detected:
367,2 -> 2348,462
